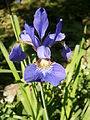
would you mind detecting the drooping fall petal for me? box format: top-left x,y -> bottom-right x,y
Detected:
45,62 -> 66,86
9,44 -> 26,62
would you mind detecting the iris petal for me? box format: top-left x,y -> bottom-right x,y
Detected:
49,33 -> 65,42
35,36 -> 41,48
55,19 -> 62,36
37,46 -> 51,59
20,30 -> 40,48
20,30 -> 32,42
43,35 -> 51,47
24,22 -> 37,48
49,19 -> 63,47
9,44 -> 26,62
45,62 -> 66,86
33,7 -> 49,40
61,45 -> 72,60
24,64 -> 43,82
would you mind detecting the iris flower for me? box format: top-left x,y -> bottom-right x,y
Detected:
9,8 -> 72,86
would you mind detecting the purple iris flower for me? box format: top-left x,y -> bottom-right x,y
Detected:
9,7 -> 68,86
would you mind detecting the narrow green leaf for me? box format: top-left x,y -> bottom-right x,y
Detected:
10,15 -> 21,41
80,25 -> 87,49
65,45 -> 80,86
18,84 -> 35,120
0,69 -> 20,73
36,107 -> 44,120
81,100 -> 89,118
21,61 -> 25,78
24,84 -> 37,118
70,109 -> 82,120
82,104 -> 90,120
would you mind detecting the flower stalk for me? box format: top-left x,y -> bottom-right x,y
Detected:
39,83 -> 49,120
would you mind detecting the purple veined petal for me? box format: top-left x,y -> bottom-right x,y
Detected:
49,19 -> 63,47
49,33 -> 65,42
43,35 -> 52,47
61,45 -> 72,61
33,7 -> 49,40
20,30 -> 40,48
35,36 -> 41,48
9,44 -> 26,62
37,45 -> 51,59
20,30 -> 32,42
45,62 -> 66,86
24,64 -> 43,82
24,22 -> 36,48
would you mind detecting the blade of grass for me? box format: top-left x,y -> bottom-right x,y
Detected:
36,107 -> 44,120
0,69 -> 20,73
70,109 -> 82,120
24,83 -> 38,118
81,99 -> 89,119
39,83 -> 49,120
10,15 -> 20,41
80,25 -> 87,49
18,84 -> 35,120
82,103 -> 90,120
65,45 -> 80,87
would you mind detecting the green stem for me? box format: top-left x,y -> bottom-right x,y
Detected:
39,83 -> 49,120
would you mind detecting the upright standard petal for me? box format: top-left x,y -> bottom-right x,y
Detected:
20,30 -> 40,48
49,19 -> 63,47
9,44 -> 26,62
33,7 -> 49,40
37,46 -> 51,59
24,22 -> 37,48
45,62 -> 66,86
61,45 -> 72,60
24,64 -> 43,82
20,30 -> 32,42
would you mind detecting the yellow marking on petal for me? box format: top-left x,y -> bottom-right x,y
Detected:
37,59 -> 51,68
36,59 -> 52,76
